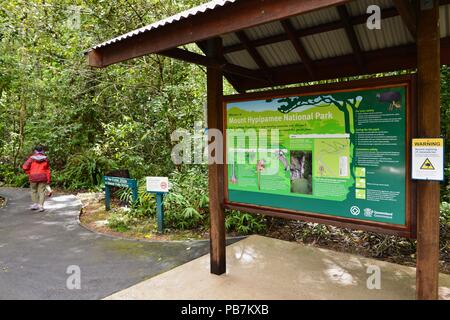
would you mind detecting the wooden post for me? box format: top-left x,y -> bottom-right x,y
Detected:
206,38 -> 226,275
416,0 -> 441,300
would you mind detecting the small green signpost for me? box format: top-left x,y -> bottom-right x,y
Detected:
103,176 -> 138,211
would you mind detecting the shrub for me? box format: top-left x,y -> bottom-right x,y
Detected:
12,172 -> 29,187
117,181 -> 156,219
58,151 -> 118,190
115,166 -> 208,230
225,210 -> 267,234
115,165 -> 266,234
0,164 -> 29,187
161,166 -> 209,229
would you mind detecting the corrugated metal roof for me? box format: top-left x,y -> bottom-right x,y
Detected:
244,21 -> 285,41
218,0 -> 417,68
222,33 -> 241,47
289,6 -> 340,29
301,29 -> 353,60
224,50 -> 259,70
354,15 -> 414,51
92,0 -> 237,50
92,0 -> 449,74
257,40 -> 302,67
221,0 -> 448,69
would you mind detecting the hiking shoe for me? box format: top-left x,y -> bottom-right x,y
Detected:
30,204 -> 39,210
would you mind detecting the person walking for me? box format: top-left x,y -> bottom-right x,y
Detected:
22,146 -> 51,212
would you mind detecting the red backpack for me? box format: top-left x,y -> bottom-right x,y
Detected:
22,154 -> 51,183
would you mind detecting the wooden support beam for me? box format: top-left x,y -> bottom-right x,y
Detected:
393,0 -> 417,38
228,36 -> 450,91
89,0 -> 450,67
235,31 -> 272,81
88,0 -> 351,67
416,0 -> 440,300
223,0 -> 450,54
160,48 -> 213,67
337,5 -> 365,70
161,47 -> 266,83
280,19 -> 315,77
235,43 -> 412,90
87,49 -> 103,67
235,31 -> 269,70
206,38 -> 226,275
222,64 -> 266,83
195,40 -> 242,92
196,40 -> 264,92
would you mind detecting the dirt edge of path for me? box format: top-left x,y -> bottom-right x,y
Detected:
77,193 -> 246,243
0,195 -> 6,208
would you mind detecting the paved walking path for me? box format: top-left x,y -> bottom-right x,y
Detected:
106,235 -> 450,300
0,188 -> 210,300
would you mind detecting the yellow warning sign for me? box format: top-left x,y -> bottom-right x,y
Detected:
412,138 -> 444,180
420,158 -> 435,170
413,138 -> 443,147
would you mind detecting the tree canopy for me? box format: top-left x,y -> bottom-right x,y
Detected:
0,0 -> 217,183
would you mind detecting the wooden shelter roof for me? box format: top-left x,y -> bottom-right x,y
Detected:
87,0 -> 450,92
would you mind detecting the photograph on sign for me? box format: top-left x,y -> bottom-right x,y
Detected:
411,138 -> 444,181
224,78 -> 414,235
146,176 -> 169,193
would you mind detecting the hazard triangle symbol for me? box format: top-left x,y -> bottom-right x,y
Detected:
420,158 -> 435,170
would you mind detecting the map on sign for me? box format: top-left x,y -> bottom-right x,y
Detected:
314,138 -> 350,179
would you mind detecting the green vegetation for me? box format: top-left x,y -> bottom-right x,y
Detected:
0,1 -> 448,242
112,166 -> 266,234
0,0 -> 266,235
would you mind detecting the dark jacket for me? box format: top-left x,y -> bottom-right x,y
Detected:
22,153 -> 51,184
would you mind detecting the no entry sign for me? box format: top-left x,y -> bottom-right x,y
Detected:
412,138 -> 444,181
146,176 -> 170,193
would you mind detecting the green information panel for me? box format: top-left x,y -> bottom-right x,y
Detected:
226,84 -> 408,226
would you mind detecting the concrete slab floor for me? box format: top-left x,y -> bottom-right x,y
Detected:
105,235 -> 450,300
